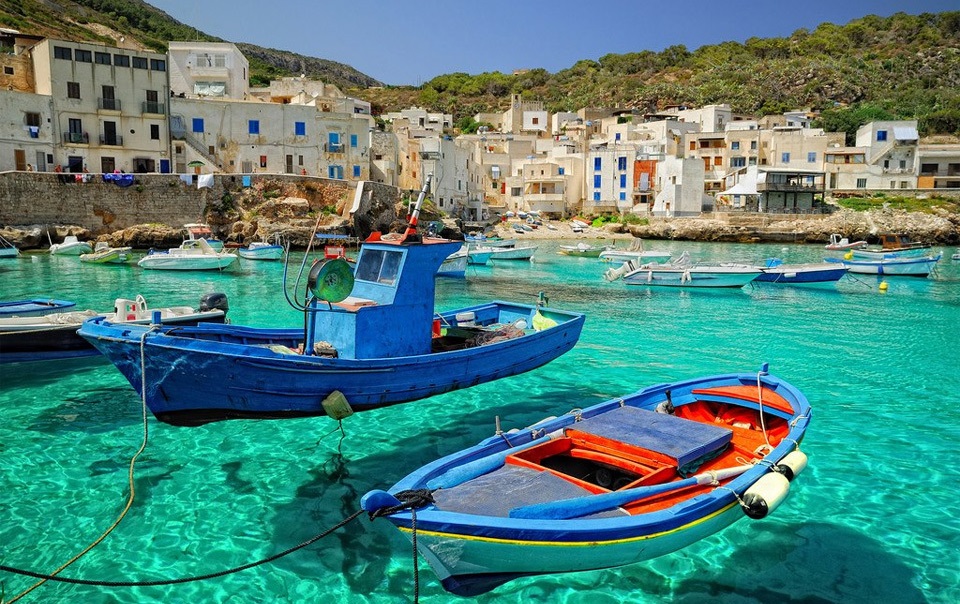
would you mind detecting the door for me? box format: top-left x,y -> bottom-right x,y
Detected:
159,159 -> 170,173
103,121 -> 117,146
14,149 -> 26,171
101,157 -> 116,173
36,151 -> 47,171
285,154 -> 293,173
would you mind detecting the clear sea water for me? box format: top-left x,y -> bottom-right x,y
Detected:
1,240 -> 959,604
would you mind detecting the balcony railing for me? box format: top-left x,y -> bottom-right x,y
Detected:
142,101 -> 166,115
98,97 -> 121,111
327,143 -> 344,153
99,134 -> 123,146
63,132 -> 88,144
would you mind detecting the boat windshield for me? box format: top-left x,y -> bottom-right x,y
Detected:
355,249 -> 403,285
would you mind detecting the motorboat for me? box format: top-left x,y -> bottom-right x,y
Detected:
0,298 -> 76,318
487,245 -> 538,261
79,242 -> 133,264
49,235 -> 93,255
850,233 -> 931,259
825,253 -> 941,276
238,240 -> 284,261
753,259 -> 849,285
362,366 -> 811,596
558,243 -> 612,258
0,234 -> 19,258
183,223 -> 224,251
824,234 -> 866,251
138,239 -> 238,271
598,239 -> 671,264
0,293 -> 228,364
438,249 -> 468,278
606,252 -> 761,288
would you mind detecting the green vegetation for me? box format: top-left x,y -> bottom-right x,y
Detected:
835,193 -> 960,214
588,214 -> 650,227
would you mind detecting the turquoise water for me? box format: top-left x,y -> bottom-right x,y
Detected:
1,241 -> 959,604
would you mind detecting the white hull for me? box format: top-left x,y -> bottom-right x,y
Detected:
488,246 -> 537,261
238,244 -> 284,261
49,236 -> 93,255
438,252 -> 468,277
599,250 -> 672,264
834,254 -> 940,276
138,250 -> 237,271
623,266 -> 761,288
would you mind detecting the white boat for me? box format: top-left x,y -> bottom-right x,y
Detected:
952,251 -> 960,261
607,252 -> 761,288
558,243 -> 611,258
0,234 -> 19,258
238,241 -> 284,261
183,223 -> 224,251
825,254 -> 941,277
138,239 -> 237,271
49,235 -> 93,255
598,239 -> 671,264
850,233 -> 931,259
464,245 -> 493,265
438,249 -> 468,277
487,245 -> 537,261
80,242 -> 133,264
824,234 -> 866,250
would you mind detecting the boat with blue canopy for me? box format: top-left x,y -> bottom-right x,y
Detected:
362,366 -> 811,596
78,176 -> 585,426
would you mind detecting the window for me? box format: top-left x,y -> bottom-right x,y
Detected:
808,152 -> 817,163
877,130 -> 887,142
132,57 -> 148,69
260,155 -> 267,168
350,134 -> 358,148
593,192 -> 601,201
781,152 -> 790,163
3,66 -> 12,75
750,141 -> 757,150
25,112 -> 41,127
593,175 -> 601,188
899,160 -> 906,169
594,157 -> 601,171
856,178 -> 867,188
54,46 -> 72,60
114,54 -> 130,67
901,181 -> 908,189
355,249 -> 403,285
689,141 -> 696,151
150,124 -> 160,140
101,85 -> 118,110
619,192 -> 626,201
150,59 -> 166,71
353,165 -> 361,178
510,187 -> 521,196
615,132 -> 621,141
731,141 -> 740,150
532,117 -> 539,124
328,132 -> 342,152
558,167 -> 564,175
248,120 -> 260,135
618,156 -> 627,171
328,165 -> 344,179
75,49 -> 91,63
294,121 -> 306,136
619,174 -> 627,188
67,81 -> 80,99
192,118 -> 204,133
731,157 -> 746,168
95,52 -> 111,65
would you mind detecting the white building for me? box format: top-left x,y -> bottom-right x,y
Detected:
167,42 -> 249,100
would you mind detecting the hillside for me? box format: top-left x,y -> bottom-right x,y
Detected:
0,0 -> 383,89
2,3 -> 958,138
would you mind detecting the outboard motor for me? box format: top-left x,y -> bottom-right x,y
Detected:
199,292 -> 229,314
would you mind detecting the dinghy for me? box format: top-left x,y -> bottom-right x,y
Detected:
363,366 -> 811,596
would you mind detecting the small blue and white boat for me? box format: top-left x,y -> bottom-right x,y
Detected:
238,240 -> 284,261
850,233 -> 930,259
79,177 -> 584,426
826,254 -> 941,277
362,366 -> 811,596
607,252 -> 761,289
0,298 -> 76,318
754,259 -> 849,285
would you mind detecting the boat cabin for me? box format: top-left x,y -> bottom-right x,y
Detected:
308,237 -> 460,359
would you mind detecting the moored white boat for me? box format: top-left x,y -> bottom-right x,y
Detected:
183,223 -> 224,251
599,238 -> 671,264
49,235 -> 93,255
824,233 -> 866,251
438,249 -> 468,277
79,242 -> 133,264
0,298 -> 76,318
465,245 -> 493,265
487,245 -> 537,261
825,253 -> 941,276
138,239 -> 237,271
608,252 -> 761,288
238,240 -> 284,261
0,234 -> 19,258
558,243 -> 611,258
850,233 -> 930,259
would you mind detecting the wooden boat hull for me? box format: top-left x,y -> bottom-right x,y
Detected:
77,301 -> 585,426
623,267 -> 761,288
363,371 -> 811,596
826,254 -> 940,276
755,263 -> 848,284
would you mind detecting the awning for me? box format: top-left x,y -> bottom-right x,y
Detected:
894,127 -> 918,141
718,179 -> 757,196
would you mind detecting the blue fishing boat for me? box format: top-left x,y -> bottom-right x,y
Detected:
754,259 -> 849,285
363,366 -> 811,596
0,298 -> 76,318
79,176 -> 585,426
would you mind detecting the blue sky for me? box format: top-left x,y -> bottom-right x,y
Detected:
148,1 -> 958,86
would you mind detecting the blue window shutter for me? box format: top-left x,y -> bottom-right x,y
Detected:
594,175 -> 601,188
615,133 -> 621,141
877,130 -> 887,141
295,121 -> 305,136
808,152 -> 816,163
594,157 -> 601,171
328,166 -> 335,179
593,192 -> 600,201
781,152 -> 790,163
353,165 -> 360,177
249,120 -> 259,135
619,192 -> 626,201
558,167 -> 564,175
350,134 -> 358,148
620,174 -> 627,188
192,118 -> 204,133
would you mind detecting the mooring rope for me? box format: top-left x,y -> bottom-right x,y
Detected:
365,489 -> 435,604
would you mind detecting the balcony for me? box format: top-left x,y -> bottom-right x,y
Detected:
98,97 -> 121,111
63,132 -> 88,144
327,142 -> 344,153
99,134 -> 123,146
524,193 -> 564,204
142,101 -> 166,115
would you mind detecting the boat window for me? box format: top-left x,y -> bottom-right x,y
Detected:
355,249 -> 403,285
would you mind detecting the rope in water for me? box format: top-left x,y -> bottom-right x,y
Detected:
366,489 -> 435,604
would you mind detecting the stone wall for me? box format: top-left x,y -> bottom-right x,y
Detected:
0,171 -> 396,238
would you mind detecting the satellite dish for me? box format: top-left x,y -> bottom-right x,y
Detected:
307,258 -> 354,303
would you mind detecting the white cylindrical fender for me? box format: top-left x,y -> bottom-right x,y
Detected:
741,471 -> 791,519
774,450 -> 808,482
